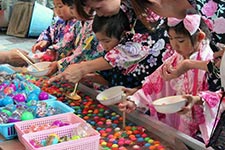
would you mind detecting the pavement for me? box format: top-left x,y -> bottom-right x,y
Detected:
0,29 -> 36,52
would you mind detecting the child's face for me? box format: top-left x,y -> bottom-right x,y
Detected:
86,0 -> 121,17
168,29 -> 195,59
53,0 -> 73,20
95,32 -> 119,51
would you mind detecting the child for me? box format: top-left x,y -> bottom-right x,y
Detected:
118,12 -> 214,144
32,0 -> 77,61
45,0 -> 105,76
91,9 -> 171,88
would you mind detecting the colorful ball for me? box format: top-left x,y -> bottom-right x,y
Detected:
21,111 -> 34,121
39,91 -> 49,100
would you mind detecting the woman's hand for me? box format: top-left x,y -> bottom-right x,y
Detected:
48,63 -> 85,84
118,100 -> 136,113
48,57 -> 112,84
1,49 -> 28,67
32,41 -> 49,53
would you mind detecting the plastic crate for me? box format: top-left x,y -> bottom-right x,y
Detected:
0,64 -> 15,74
0,101 -> 74,139
22,124 -> 100,150
15,113 -> 85,144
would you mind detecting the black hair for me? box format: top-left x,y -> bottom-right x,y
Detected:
92,9 -> 131,40
166,9 -> 211,46
62,0 -> 93,20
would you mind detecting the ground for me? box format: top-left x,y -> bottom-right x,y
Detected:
0,29 -> 36,52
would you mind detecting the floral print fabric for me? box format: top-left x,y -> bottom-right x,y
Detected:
58,20 -> 105,71
37,17 -> 77,60
196,0 -> 225,45
99,1 -> 172,88
129,42 -> 214,142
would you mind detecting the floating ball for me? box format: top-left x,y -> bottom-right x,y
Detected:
2,96 -> 14,106
13,93 -> 26,103
39,91 -> 49,100
27,92 -> 39,102
21,111 -> 34,121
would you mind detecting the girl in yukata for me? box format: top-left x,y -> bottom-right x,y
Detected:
118,12 -> 215,144
32,0 -> 77,62
49,0 -> 172,87
46,0 -> 105,76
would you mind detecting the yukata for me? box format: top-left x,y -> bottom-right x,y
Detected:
37,17 -> 77,60
98,0 -> 173,88
195,0 -> 225,45
58,20 -> 105,72
128,41 -> 214,142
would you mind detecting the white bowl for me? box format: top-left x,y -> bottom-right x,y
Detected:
27,61 -> 51,77
152,95 -> 187,114
96,86 -> 125,106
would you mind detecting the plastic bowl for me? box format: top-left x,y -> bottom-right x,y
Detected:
152,95 -> 187,114
96,86 -> 124,106
27,61 -> 51,77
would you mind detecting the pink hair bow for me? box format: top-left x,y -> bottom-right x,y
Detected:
167,14 -> 201,35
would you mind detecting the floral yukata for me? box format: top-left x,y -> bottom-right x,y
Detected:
99,0 -> 172,88
37,17 -> 77,60
128,41 -> 214,143
58,20 -> 105,72
194,0 -> 225,91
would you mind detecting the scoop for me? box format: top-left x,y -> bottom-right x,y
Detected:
66,83 -> 81,100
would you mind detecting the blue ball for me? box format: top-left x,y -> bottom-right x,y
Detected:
2,96 -> 14,106
27,92 -> 39,102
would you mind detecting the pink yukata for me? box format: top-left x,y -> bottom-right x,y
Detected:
129,41 -> 214,143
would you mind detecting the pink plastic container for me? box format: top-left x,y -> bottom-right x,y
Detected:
22,124 -> 100,150
15,113 -> 86,145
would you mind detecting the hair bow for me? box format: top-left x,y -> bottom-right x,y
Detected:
167,14 -> 201,35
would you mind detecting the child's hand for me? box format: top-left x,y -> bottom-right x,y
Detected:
122,87 -> 138,96
118,100 -> 136,113
213,48 -> 225,68
178,95 -> 202,114
161,60 -> 190,81
46,61 -> 59,77
32,41 -> 49,53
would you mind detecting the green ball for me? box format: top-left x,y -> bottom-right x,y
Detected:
2,109 -> 12,116
21,111 -> 34,121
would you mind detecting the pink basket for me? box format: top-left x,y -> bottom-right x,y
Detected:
15,113 -> 86,145
22,124 -> 100,150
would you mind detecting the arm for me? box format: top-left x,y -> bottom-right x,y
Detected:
0,49 -> 28,67
48,57 -> 112,83
32,18 -> 65,52
162,59 -> 209,81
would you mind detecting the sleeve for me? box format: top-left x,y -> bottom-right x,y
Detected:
36,18 -> 63,44
104,33 -> 150,69
197,90 -> 222,144
207,60 -> 221,91
57,35 -> 104,72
